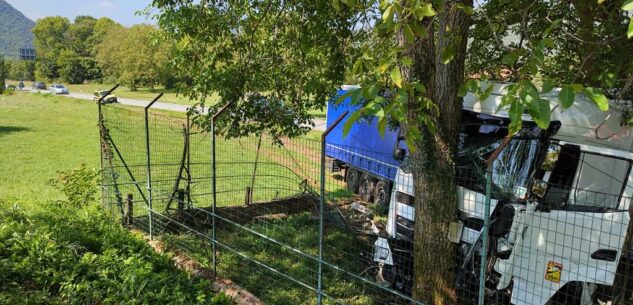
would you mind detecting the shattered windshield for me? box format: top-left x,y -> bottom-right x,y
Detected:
456,112 -> 542,201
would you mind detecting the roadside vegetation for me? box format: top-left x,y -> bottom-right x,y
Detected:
0,165 -> 234,305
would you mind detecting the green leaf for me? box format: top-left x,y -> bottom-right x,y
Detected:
378,116 -> 388,137
367,85 -> 379,99
521,80 -> 540,100
401,56 -> 413,66
501,52 -> 519,66
391,68 -> 403,88
364,102 -> 384,117
350,88 -> 363,105
623,0 -> 633,11
382,5 -> 394,23
410,21 -> 428,39
558,85 -> 575,109
479,83 -> 494,101
508,100 -> 525,135
378,60 -> 390,73
403,25 -> 415,43
441,45 -> 456,65
541,79 -> 554,93
343,110 -> 362,137
628,17 -> 633,39
570,83 -> 584,93
418,3 -> 436,18
583,87 -> 609,111
332,0 -> 341,11
499,94 -> 518,113
526,98 -> 551,129
391,105 -> 405,122
411,82 -> 426,94
455,3 -> 474,15
458,83 -> 468,98
336,90 -> 354,105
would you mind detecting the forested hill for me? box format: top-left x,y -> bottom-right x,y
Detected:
0,0 -> 35,59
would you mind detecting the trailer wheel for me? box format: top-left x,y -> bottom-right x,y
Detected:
359,173 -> 375,202
373,180 -> 391,208
346,168 -> 361,193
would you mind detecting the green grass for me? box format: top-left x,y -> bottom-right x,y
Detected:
0,92 -> 100,201
162,212 -> 382,305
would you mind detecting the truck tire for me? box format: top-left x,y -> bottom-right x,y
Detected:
359,173 -> 375,202
346,168 -> 361,193
373,180 -> 391,208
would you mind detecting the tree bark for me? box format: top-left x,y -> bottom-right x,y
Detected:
401,1 -> 472,304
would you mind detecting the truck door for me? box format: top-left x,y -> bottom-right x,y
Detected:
510,144 -> 632,305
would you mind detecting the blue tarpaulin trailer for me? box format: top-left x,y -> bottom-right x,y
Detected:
324,88 -> 403,205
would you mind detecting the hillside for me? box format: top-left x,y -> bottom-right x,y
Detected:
0,0 -> 34,59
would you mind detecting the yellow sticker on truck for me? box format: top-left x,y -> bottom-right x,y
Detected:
545,261 -> 563,283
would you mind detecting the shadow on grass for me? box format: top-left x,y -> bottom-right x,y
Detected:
0,126 -> 30,138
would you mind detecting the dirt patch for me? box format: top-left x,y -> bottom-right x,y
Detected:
132,229 -> 263,305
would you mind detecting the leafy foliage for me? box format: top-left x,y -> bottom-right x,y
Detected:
152,0 -> 361,140
467,0 -> 631,102
0,167 -> 234,305
48,164 -> 100,207
95,25 -> 173,90
7,59 -> 35,81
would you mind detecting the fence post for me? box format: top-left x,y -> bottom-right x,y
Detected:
211,100 -> 236,278
479,136 -> 511,305
124,193 -> 134,226
144,93 -> 163,241
97,84 -> 119,209
318,111 -> 348,305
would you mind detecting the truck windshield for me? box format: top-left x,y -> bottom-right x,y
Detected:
456,112 -> 543,201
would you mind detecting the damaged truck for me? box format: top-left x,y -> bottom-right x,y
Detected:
326,83 -> 633,305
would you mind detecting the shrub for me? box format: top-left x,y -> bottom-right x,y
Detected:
0,168 -> 235,305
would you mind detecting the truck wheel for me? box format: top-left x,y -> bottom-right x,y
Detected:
373,180 -> 391,208
359,173 -> 375,202
346,168 -> 361,193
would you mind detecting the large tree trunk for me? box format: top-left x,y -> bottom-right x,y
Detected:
401,1 -> 472,304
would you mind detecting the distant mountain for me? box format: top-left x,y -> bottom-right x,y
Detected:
0,0 -> 35,59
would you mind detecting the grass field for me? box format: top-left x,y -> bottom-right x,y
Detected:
0,92 -> 101,201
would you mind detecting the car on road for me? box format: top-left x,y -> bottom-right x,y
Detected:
50,84 -> 69,94
93,90 -> 118,104
32,82 -> 46,90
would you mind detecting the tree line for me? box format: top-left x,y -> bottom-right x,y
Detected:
5,15 -> 176,91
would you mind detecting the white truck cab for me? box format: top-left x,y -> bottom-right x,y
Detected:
373,83 -> 633,305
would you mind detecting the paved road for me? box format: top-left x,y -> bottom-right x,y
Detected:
27,89 -> 327,131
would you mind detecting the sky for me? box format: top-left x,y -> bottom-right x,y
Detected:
6,0 -> 155,26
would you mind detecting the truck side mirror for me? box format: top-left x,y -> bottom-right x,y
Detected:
531,179 -> 548,198
541,144 -> 561,172
393,147 -> 406,161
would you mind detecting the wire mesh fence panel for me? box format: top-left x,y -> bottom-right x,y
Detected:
209,134 -> 324,304
98,100 -> 633,305
99,105 -> 150,223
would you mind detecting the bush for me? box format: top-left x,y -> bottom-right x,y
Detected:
48,164 -> 100,206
